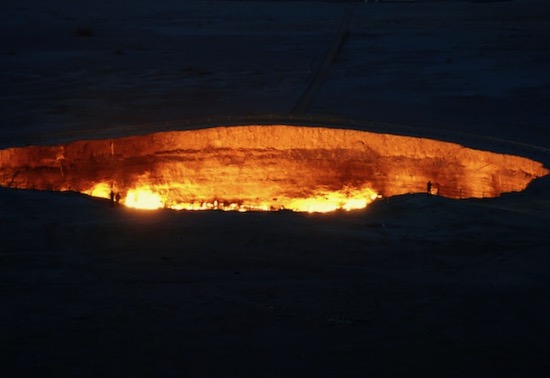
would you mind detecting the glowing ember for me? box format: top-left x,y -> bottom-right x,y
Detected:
0,125 -> 548,212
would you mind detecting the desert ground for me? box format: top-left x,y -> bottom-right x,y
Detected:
1,0 -> 550,377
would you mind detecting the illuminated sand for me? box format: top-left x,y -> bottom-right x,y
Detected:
0,125 -> 547,212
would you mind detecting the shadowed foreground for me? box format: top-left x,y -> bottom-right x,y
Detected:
1,181 -> 549,377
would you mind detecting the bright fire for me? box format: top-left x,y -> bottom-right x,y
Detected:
85,183 -> 380,213
124,186 -> 164,210
0,125 -> 548,213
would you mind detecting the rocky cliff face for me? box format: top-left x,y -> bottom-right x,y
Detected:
0,125 -> 547,211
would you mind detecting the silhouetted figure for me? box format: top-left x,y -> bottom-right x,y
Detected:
427,181 -> 432,196
109,190 -> 115,206
115,192 -> 121,205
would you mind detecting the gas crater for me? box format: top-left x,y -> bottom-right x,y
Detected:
0,125 -> 547,212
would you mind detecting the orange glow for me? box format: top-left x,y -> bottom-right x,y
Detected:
0,125 -> 548,212
84,183 -> 379,212
124,186 -> 164,210
84,182 -> 112,199
286,186 -> 379,213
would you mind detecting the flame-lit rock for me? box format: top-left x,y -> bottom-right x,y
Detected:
0,125 -> 548,212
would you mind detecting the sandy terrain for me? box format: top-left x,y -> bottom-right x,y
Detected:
1,0 -> 550,377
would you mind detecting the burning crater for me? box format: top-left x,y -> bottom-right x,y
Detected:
0,125 -> 548,212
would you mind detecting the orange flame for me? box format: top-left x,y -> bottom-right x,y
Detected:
85,183 -> 379,213
124,187 -> 164,210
